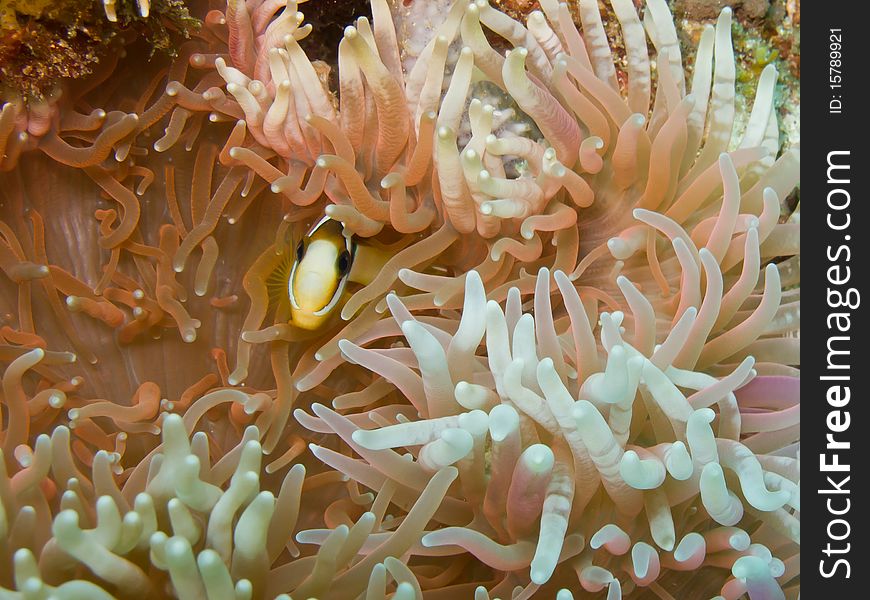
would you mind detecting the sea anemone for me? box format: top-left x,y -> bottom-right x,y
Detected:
193,0 -> 799,394
0,0 -> 798,598
297,266 -> 798,598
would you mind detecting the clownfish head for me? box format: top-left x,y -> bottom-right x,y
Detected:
287,217 -> 355,330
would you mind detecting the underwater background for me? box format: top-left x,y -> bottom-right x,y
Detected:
0,1 -> 800,598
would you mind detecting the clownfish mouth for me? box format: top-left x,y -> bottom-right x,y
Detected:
287,216 -> 356,330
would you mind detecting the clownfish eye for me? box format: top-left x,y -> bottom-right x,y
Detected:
295,240 -> 305,262
337,250 -> 351,275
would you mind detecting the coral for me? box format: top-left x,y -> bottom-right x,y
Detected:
672,0 -> 771,22
0,0 -> 199,102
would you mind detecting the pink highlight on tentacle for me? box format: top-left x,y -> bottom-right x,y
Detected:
491,234 -> 542,263
699,264 -> 782,366
262,80 -> 293,157
401,111 -> 435,187
554,270 -> 599,380
735,376 -> 799,410
435,126 -> 476,233
251,0 -> 289,33
317,155 -> 390,222
337,37 -> 366,156
530,444 -> 575,584
306,115 -> 355,165
422,528 -> 535,571
505,444 -> 554,539
671,237 -> 701,323
382,174 -> 436,234
591,524 -> 632,555
306,403 -> 434,492
715,227 -> 761,329
254,13 -> 300,84
674,248 -> 723,369
460,3 -> 506,89
703,154 -> 742,262
740,404 -> 800,434
660,533 -> 706,570
343,26 -> 410,179
627,542 -> 661,586
226,0 -> 257,75
520,204 -> 577,239
502,48 -> 580,166
284,36 -> 338,124
226,82 -> 268,146
337,339 -> 427,415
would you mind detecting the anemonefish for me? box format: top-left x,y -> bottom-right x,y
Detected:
286,216 -> 387,330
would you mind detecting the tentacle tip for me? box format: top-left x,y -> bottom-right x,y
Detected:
572,400 -> 593,421
530,564 -> 553,585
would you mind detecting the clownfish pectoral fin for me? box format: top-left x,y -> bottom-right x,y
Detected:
265,248 -> 294,311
